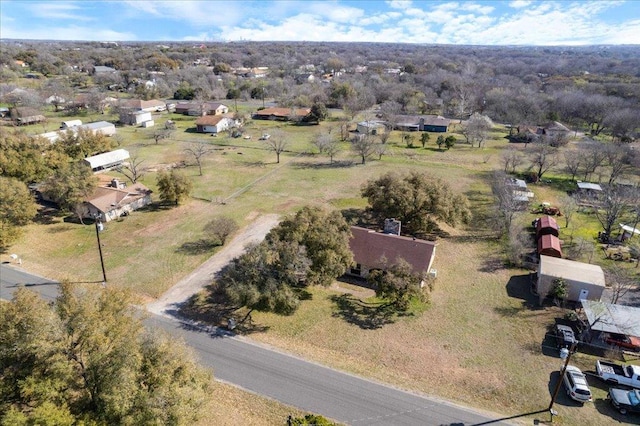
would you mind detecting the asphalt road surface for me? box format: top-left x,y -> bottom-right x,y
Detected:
1,264 -> 513,425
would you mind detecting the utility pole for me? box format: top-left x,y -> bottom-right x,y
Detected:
94,217 -> 107,285
548,342 -> 577,418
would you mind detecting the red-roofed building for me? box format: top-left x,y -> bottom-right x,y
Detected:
537,234 -> 562,258
535,216 -> 559,239
348,226 -> 436,284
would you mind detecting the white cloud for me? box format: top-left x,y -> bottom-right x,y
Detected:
122,1 -> 247,27
387,0 -> 412,10
0,24 -> 135,41
509,0 -> 533,8
307,3 -> 365,23
29,1 -> 94,21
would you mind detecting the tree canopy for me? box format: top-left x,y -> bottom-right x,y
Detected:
268,206 -> 353,287
0,284 -> 211,425
0,177 -> 39,248
362,171 -> 471,236
367,258 -> 427,310
156,169 -> 192,205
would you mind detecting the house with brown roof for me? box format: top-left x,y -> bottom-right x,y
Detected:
79,178 -> 152,222
195,115 -> 238,134
348,226 -> 437,284
253,107 -> 311,121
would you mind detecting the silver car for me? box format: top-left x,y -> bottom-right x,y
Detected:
563,365 -> 593,403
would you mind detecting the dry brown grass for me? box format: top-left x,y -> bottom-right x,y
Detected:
244,234 -> 621,426
197,380 -> 307,426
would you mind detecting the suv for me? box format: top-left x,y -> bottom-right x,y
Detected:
563,365 -> 593,403
603,332 -> 640,352
554,324 -> 577,351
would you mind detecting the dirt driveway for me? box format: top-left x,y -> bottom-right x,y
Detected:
146,213 -> 281,317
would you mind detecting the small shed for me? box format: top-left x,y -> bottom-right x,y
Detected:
83,149 -> 130,172
356,120 -> 386,135
60,119 -> 82,129
536,216 -> 559,239
619,224 -> 640,242
536,255 -> 605,304
537,234 -> 562,258
577,181 -> 602,192
141,120 -> 155,128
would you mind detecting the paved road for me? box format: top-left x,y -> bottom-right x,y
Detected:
0,263 -> 59,302
1,264 -> 513,425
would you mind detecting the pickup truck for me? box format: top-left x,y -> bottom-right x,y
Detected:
597,360 -> 640,389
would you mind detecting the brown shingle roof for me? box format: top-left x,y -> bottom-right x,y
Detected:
349,226 -> 436,274
254,107 -> 311,118
85,182 -> 151,213
195,115 -> 225,126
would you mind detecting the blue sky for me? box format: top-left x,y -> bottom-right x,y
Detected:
1,1 -> 639,45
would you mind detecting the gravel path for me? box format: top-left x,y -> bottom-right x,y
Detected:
146,213 -> 281,317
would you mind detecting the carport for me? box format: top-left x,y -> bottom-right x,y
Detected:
581,300 -> 640,338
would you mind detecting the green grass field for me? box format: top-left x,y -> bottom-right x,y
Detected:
6,102 -> 640,426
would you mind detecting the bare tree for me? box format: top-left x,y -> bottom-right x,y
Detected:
558,195 -> 578,228
151,128 -> 174,145
264,130 -> 288,163
117,152 -> 146,184
563,150 -> 582,182
312,133 -> 340,163
374,143 -> 388,160
579,142 -> 606,182
606,266 -> 637,304
593,185 -> 633,238
350,134 -> 376,164
603,143 -> 634,185
501,147 -> 524,174
183,142 -> 215,176
491,171 -> 522,235
528,142 -> 559,181
460,113 -> 493,148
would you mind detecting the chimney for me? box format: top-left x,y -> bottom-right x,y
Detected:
383,218 -> 401,235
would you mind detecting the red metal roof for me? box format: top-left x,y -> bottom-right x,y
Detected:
537,234 -> 562,258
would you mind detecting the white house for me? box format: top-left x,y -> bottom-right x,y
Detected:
195,115 -> 237,134
120,110 -> 153,126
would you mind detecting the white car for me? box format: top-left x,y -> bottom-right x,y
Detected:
563,365 -> 593,403
259,134 -> 270,140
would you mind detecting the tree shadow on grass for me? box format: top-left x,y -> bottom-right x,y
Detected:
175,239 -> 220,255
178,285 -> 270,335
330,294 -> 407,330
290,160 -> 355,169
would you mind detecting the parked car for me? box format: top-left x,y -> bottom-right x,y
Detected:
603,332 -> 640,352
563,365 -> 593,403
553,324 -> 577,351
596,360 -> 640,389
609,387 -> 640,415
259,133 -> 270,140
